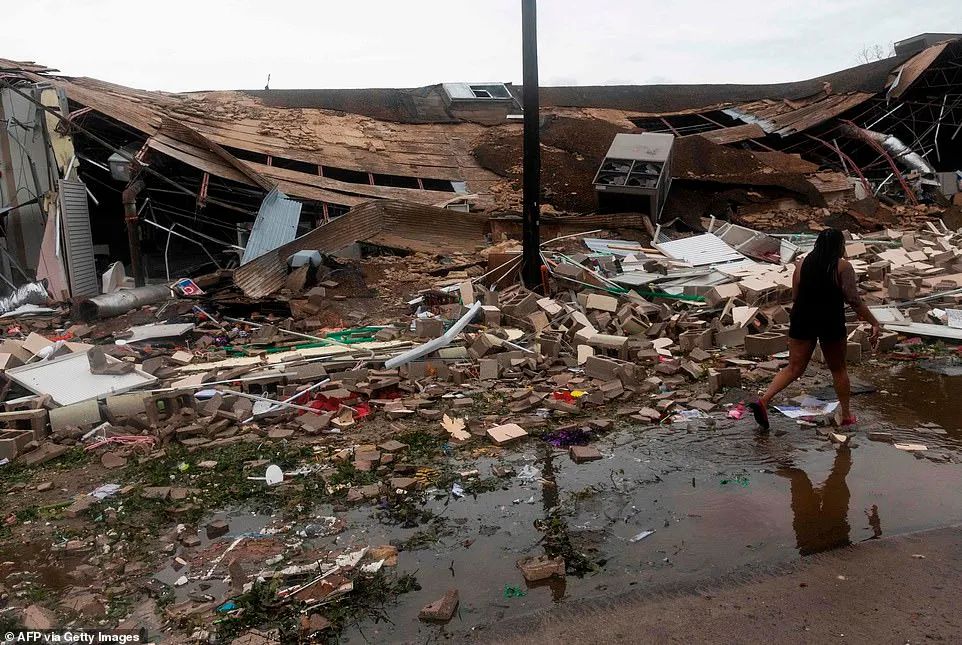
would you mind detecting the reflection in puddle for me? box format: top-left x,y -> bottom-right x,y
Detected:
154,363 -> 962,643
777,447 -> 853,555
865,504 -> 882,540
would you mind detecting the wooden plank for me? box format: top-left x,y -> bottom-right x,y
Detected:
693,123 -> 765,145
246,161 -> 459,204
57,82 -> 161,134
147,138 -> 251,185
271,180 -> 366,207
149,138 -> 364,207
178,120 -> 466,179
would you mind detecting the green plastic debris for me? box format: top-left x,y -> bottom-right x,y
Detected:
503,585 -> 526,599
720,475 -> 750,487
633,290 -> 706,302
325,327 -> 382,344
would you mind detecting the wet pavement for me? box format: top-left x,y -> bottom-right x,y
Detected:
119,363 -> 962,642
350,364 -> 962,642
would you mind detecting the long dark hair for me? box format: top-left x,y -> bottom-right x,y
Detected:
801,228 -> 845,286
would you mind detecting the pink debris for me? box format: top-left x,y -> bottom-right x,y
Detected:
728,402 -> 746,420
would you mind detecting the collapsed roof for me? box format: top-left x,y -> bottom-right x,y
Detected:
2,34 -> 960,216
0,33 -> 960,299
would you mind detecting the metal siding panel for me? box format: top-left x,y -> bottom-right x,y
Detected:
887,41 -> 951,99
240,188 -> 303,264
58,179 -> 100,297
606,133 -> 674,162
5,351 -> 157,406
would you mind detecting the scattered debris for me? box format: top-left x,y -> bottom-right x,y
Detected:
418,589 -> 459,622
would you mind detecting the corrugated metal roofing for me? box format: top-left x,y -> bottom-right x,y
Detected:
655,233 -> 746,267
583,238 -> 646,256
241,188 -> 303,265
723,92 -> 874,137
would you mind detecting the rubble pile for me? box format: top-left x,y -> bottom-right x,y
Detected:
2,215 -> 962,642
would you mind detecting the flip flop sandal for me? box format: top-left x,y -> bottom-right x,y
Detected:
748,399 -> 770,431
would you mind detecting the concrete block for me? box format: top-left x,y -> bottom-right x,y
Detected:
744,332 -> 788,358
888,280 -> 918,300
516,555 -> 565,581
569,445 -> 602,463
876,331 -> 899,353
469,333 -> 500,358
679,329 -> 713,353
708,367 -> 741,394
49,401 -> 99,433
584,355 -> 624,381
537,332 -> 562,358
0,408 -> 49,441
419,589 -> 459,622
586,294 -> 618,313
846,341 -> 862,363
714,325 -> 747,348
487,423 -> 528,445
415,318 -> 445,339
481,305 -> 501,326
0,430 -> 34,461
479,358 -> 500,381
705,283 -> 742,307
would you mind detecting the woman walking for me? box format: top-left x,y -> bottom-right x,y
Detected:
749,228 -> 880,431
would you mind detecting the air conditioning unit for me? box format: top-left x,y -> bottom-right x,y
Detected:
593,133 -> 674,220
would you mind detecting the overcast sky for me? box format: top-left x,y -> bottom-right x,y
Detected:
6,0 -> 961,92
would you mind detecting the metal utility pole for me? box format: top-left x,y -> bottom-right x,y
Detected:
521,0 -> 542,289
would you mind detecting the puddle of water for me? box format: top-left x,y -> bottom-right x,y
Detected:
336,412 -> 962,642
0,540 -> 85,592
155,362 -> 962,642
857,364 -> 962,438
152,510 -> 287,605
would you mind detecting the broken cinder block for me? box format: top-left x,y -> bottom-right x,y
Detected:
419,589 -> 459,622
708,367 -> 741,394
415,318 -> 445,339
744,332 -> 788,358
569,445 -> 602,463
516,555 -> 565,582
487,423 -> 528,446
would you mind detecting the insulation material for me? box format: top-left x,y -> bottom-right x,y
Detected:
0,282 -> 50,316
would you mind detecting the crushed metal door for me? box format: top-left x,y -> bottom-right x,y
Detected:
58,179 -> 99,297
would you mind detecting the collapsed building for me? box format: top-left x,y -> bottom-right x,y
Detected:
0,33 -> 960,302
3,32 -> 962,643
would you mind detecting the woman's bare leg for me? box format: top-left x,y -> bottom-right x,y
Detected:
820,338 -> 852,420
759,338 -> 817,406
